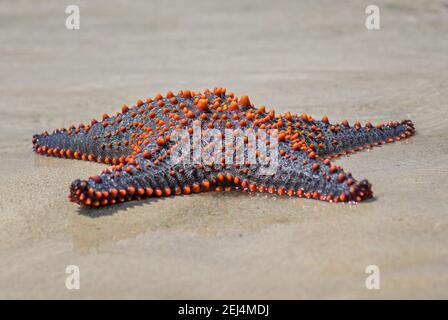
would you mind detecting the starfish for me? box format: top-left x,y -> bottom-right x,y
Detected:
32,88 -> 415,207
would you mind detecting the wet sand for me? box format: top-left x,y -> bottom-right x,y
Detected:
1,0 -> 448,298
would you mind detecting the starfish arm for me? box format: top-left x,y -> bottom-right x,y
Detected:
32,90 -> 229,164
32,104 -> 140,163
282,114 -> 415,158
69,155 -> 220,206
315,119 -> 415,158
219,148 -> 372,202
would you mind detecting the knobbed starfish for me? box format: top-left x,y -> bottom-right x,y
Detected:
33,88 -> 415,207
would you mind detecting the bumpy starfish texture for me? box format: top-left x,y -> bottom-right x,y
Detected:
33,88 -> 415,207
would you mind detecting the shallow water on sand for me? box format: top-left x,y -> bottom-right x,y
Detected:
1,0 -> 448,298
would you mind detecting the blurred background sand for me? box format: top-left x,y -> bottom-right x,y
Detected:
1,0 -> 448,298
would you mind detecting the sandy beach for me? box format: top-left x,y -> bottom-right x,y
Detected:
1,0 -> 448,298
